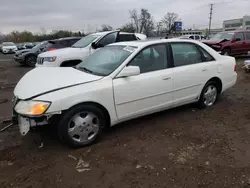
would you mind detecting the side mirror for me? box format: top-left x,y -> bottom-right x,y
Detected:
91,42 -> 103,49
116,66 -> 140,78
91,42 -> 97,49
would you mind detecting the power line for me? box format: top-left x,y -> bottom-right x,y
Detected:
213,0 -> 250,5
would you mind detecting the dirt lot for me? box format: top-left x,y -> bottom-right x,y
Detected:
0,54 -> 250,188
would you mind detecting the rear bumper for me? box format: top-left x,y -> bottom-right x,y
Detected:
222,73 -> 237,92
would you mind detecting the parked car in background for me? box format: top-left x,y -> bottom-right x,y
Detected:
36,31 -> 147,67
14,37 -> 82,67
17,43 -> 36,50
202,30 -> 250,56
179,35 -> 205,40
1,42 -> 18,54
13,39 -> 237,147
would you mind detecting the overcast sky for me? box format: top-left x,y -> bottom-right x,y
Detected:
0,0 -> 250,33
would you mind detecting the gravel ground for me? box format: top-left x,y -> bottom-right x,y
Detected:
0,53 -> 250,188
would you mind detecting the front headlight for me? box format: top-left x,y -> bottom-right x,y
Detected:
14,100 -> 51,116
43,56 -> 57,62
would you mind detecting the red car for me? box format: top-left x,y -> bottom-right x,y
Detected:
202,30 -> 250,56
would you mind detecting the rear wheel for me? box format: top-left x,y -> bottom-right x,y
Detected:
198,81 -> 219,109
58,104 -> 106,148
25,55 -> 37,67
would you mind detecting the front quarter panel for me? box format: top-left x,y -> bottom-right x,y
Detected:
34,77 -> 118,125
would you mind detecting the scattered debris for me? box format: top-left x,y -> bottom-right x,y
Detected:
0,82 -> 17,89
1,118 -> 12,124
39,142 -> 44,149
148,165 -> 155,170
205,161 -> 210,166
0,123 -> 14,132
68,154 -> 77,161
76,168 -> 90,173
86,148 -> 91,153
0,161 -> 14,167
136,165 -> 141,169
0,98 -> 8,104
75,158 -> 90,172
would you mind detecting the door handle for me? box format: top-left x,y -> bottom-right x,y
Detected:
202,69 -> 207,72
162,77 -> 171,80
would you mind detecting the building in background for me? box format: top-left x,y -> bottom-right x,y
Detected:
169,28 -> 223,37
223,15 -> 250,31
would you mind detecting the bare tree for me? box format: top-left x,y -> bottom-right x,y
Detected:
162,12 -> 178,34
129,8 -> 155,36
120,23 -> 136,33
100,24 -> 113,31
156,22 -> 163,36
130,9 -> 140,33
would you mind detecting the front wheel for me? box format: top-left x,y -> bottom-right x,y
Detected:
58,104 -> 106,148
25,55 -> 37,67
198,81 -> 219,109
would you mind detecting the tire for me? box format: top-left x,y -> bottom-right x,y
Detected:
57,104 -> 106,148
25,55 -> 37,67
221,48 -> 231,56
198,81 -> 219,109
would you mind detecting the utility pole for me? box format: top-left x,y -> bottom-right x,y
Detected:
208,4 -> 213,36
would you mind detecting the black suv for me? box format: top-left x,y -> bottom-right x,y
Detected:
14,37 -> 81,67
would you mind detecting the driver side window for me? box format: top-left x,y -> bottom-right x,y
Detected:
97,32 -> 118,47
234,32 -> 244,41
129,44 -> 167,74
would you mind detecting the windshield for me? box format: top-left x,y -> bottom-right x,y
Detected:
210,32 -> 234,40
76,45 -> 136,76
2,43 -> 15,46
72,34 -> 100,48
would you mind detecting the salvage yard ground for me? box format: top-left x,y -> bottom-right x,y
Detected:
1,53 -> 250,188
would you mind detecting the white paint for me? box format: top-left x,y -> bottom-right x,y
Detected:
14,39 -> 237,128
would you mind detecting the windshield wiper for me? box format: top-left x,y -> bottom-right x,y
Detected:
77,66 -> 93,74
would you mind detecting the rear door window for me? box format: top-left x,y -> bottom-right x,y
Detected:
171,43 -> 202,67
118,34 -> 136,42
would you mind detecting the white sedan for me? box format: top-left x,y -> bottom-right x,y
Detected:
13,39 -> 237,147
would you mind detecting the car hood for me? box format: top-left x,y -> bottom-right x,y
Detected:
39,47 -> 89,59
202,39 -> 228,45
16,49 -> 31,55
14,67 -> 102,99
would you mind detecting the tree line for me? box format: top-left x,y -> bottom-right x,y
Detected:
0,8 -> 180,43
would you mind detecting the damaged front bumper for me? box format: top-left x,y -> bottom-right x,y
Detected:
12,113 -> 50,135
12,108 -> 61,136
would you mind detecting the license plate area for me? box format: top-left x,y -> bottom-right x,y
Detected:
18,116 -> 30,136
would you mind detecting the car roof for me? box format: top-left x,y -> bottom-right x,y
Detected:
109,38 -> 201,48
57,37 -> 82,40
90,30 -> 139,36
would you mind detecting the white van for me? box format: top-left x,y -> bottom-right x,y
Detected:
36,30 -> 147,67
